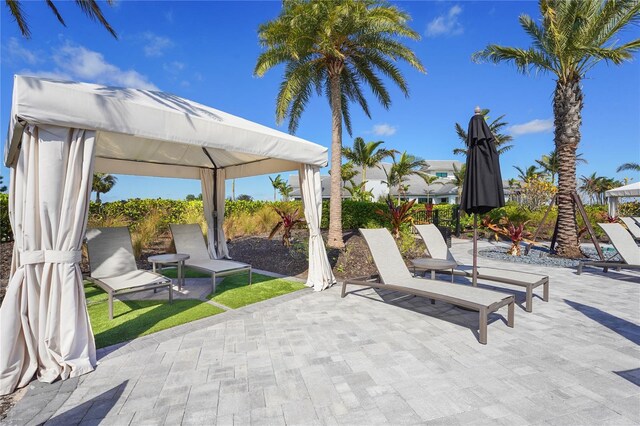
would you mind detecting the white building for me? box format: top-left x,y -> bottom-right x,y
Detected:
290,160 -> 464,204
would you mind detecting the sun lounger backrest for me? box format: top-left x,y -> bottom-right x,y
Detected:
86,227 -> 138,279
360,229 -> 413,283
599,223 -> 640,265
620,217 -> 640,239
413,224 -> 455,261
170,224 -> 211,261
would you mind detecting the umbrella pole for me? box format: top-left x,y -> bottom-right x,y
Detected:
473,213 -> 478,287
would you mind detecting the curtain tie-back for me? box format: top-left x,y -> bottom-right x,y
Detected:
20,250 -> 82,265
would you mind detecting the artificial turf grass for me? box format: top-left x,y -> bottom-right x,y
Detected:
207,272 -> 306,309
84,283 -> 224,349
155,267 -> 211,279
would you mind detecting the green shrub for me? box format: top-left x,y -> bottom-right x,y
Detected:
321,199 -> 387,230
0,193 -> 10,242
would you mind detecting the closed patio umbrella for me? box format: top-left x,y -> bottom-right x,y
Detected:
460,107 -> 505,286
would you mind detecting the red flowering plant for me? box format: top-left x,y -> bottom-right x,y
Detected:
268,207 -> 305,247
482,216 -> 533,256
375,196 -> 416,239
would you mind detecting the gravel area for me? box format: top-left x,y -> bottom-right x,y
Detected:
478,244 -> 620,268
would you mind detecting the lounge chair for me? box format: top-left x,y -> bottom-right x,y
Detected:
414,224 -> 549,313
620,217 -> 640,241
343,228 -> 514,345
86,227 -> 173,320
577,223 -> 640,274
169,224 -> 251,293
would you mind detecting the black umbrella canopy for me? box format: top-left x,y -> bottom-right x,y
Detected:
460,112 -> 505,214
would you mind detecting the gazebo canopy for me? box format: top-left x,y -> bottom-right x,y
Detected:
605,182 -> 640,217
5,75 -> 328,177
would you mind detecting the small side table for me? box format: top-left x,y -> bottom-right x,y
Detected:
148,253 -> 190,290
411,258 -> 457,282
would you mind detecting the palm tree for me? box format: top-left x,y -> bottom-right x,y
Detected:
92,173 -> 117,203
342,137 -> 395,184
0,176 -> 6,192
452,164 -> 466,201
269,175 -> 286,201
255,0 -> 425,249
514,165 -> 544,183
453,109 -> 514,156
617,162 -> 640,172
383,152 -> 428,202
422,174 -> 438,204
6,0 -> 117,39
473,0 -> 640,258
279,183 -> 294,201
340,162 -> 358,187
536,149 -> 587,184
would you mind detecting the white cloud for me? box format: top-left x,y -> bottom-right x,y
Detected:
372,123 -> 397,136
5,37 -> 41,65
142,32 -> 174,57
509,118 -> 554,136
164,10 -> 174,24
426,5 -> 464,37
163,61 -> 185,74
47,42 -> 157,90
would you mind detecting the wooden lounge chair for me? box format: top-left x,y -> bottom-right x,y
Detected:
620,217 -> 640,241
86,227 -> 173,320
343,228 -> 514,345
414,224 -> 549,313
169,224 -> 251,293
577,223 -> 640,274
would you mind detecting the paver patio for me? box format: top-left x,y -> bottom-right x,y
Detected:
4,238 -> 640,425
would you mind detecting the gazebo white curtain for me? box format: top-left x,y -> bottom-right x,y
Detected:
299,164 -> 336,291
605,182 -> 640,217
215,169 -> 230,259
0,125 -> 96,396
200,168 -> 230,259
200,168 -> 218,259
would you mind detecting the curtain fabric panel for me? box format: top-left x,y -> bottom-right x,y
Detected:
0,125 -> 97,396
216,169 -> 230,259
299,165 -> 336,291
200,168 -> 218,259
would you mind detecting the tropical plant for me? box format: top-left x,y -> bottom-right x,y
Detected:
482,216 -> 533,256
342,137 -> 395,184
383,151 -> 429,202
580,173 -> 621,204
536,150 -> 587,184
236,194 -> 253,201
453,109 -> 514,156
279,182 -> 294,201
269,175 -> 286,201
617,162 -> 640,172
255,0 -> 425,248
268,207 -> 305,247
92,173 -> 117,203
452,163 -> 466,200
375,196 -> 416,239
514,165 -> 544,183
344,180 -> 373,202
422,174 -> 439,203
185,194 -> 202,201
519,177 -> 557,210
0,176 -> 6,192
339,162 -> 358,187
6,0 -> 117,39
473,0 -> 640,258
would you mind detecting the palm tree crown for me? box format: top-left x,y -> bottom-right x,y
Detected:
473,0 -> 640,258
453,109 -> 514,156
7,0 -> 117,39
617,162 -> 640,173
92,173 -> 117,203
255,0 -> 424,248
536,149 -> 587,184
383,151 -> 428,201
342,137 -> 395,183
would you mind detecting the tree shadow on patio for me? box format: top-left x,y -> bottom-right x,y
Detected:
45,381 -> 127,425
564,299 -> 640,345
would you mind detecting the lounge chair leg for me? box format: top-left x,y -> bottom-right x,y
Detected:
212,272 -> 216,294
479,308 -> 488,345
169,284 -> 173,304
526,286 -> 533,313
543,280 -> 549,302
249,268 -> 252,285
108,293 -> 114,321
341,282 -> 347,298
577,263 -> 583,275
431,270 -> 435,280
508,300 -> 515,328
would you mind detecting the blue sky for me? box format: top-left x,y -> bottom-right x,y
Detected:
1,1 -> 639,202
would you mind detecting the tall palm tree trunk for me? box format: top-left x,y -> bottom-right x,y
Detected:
554,79 -> 583,258
328,71 -> 345,249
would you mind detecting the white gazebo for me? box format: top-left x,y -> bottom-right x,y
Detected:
0,75 -> 336,395
605,182 -> 640,217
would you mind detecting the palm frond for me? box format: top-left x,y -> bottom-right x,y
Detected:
6,0 -> 30,38
74,0 -> 117,38
46,0 -> 66,26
